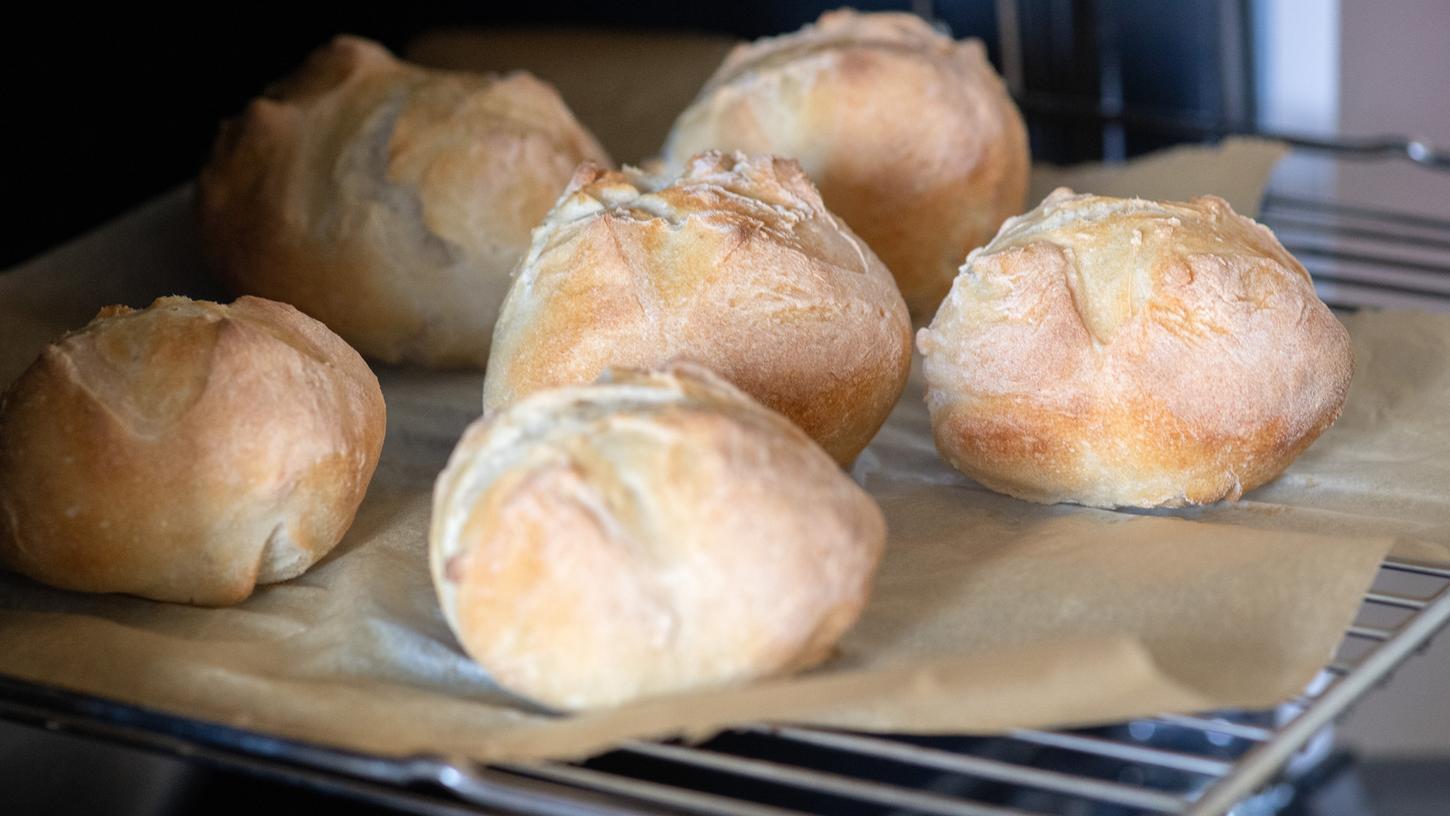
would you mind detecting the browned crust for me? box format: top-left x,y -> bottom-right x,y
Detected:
196,36 -> 611,368
0,296 -> 386,605
663,10 -> 1030,319
918,190 -> 1355,509
431,363 -> 885,710
482,150 -> 913,465
932,393 -> 1343,508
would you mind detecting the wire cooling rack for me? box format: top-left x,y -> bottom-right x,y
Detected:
1261,193 -> 1450,313
2,148 -> 1448,815
495,557 -> 1450,816
1,556 -> 1445,815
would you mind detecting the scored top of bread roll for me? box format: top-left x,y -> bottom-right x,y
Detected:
198,36 -> 610,368
432,362 -> 885,710
663,9 -> 1029,319
918,188 -> 1354,509
0,296 -> 386,605
482,150 -> 912,465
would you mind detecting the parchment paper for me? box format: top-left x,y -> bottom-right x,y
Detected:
0,34 -> 1442,761
408,28 -> 735,165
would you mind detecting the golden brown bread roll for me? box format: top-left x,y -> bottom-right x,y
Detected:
0,296 -> 386,605
431,362 -> 885,710
482,150 -> 912,465
918,188 -> 1354,509
662,9 -> 1030,319
197,36 -> 611,368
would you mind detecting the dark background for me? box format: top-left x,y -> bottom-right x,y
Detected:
7,1 -> 1246,269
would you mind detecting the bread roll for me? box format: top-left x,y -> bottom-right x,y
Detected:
197,36 -> 610,368
0,296 -> 386,605
482,150 -> 912,465
431,362 -> 885,710
918,189 -> 1354,509
663,10 -> 1029,319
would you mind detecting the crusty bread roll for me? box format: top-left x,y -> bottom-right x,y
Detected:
918,189 -> 1354,509
0,296 -> 386,605
197,36 -> 610,369
662,10 -> 1029,319
431,362 -> 885,710
482,150 -> 912,465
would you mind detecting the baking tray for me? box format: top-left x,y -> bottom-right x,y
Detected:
2,143 -> 1448,815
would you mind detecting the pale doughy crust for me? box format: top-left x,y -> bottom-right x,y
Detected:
432,362 -> 885,710
0,296 -> 386,605
663,10 -> 1030,319
482,150 -> 912,465
197,36 -> 610,368
918,188 -> 1355,509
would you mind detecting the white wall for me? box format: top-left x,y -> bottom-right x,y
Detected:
1338,0 -> 1450,143
1254,0 -> 1340,136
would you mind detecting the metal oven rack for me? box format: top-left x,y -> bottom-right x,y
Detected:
498,557 -> 1450,816
2,556 -> 1447,815
1261,192 -> 1450,313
